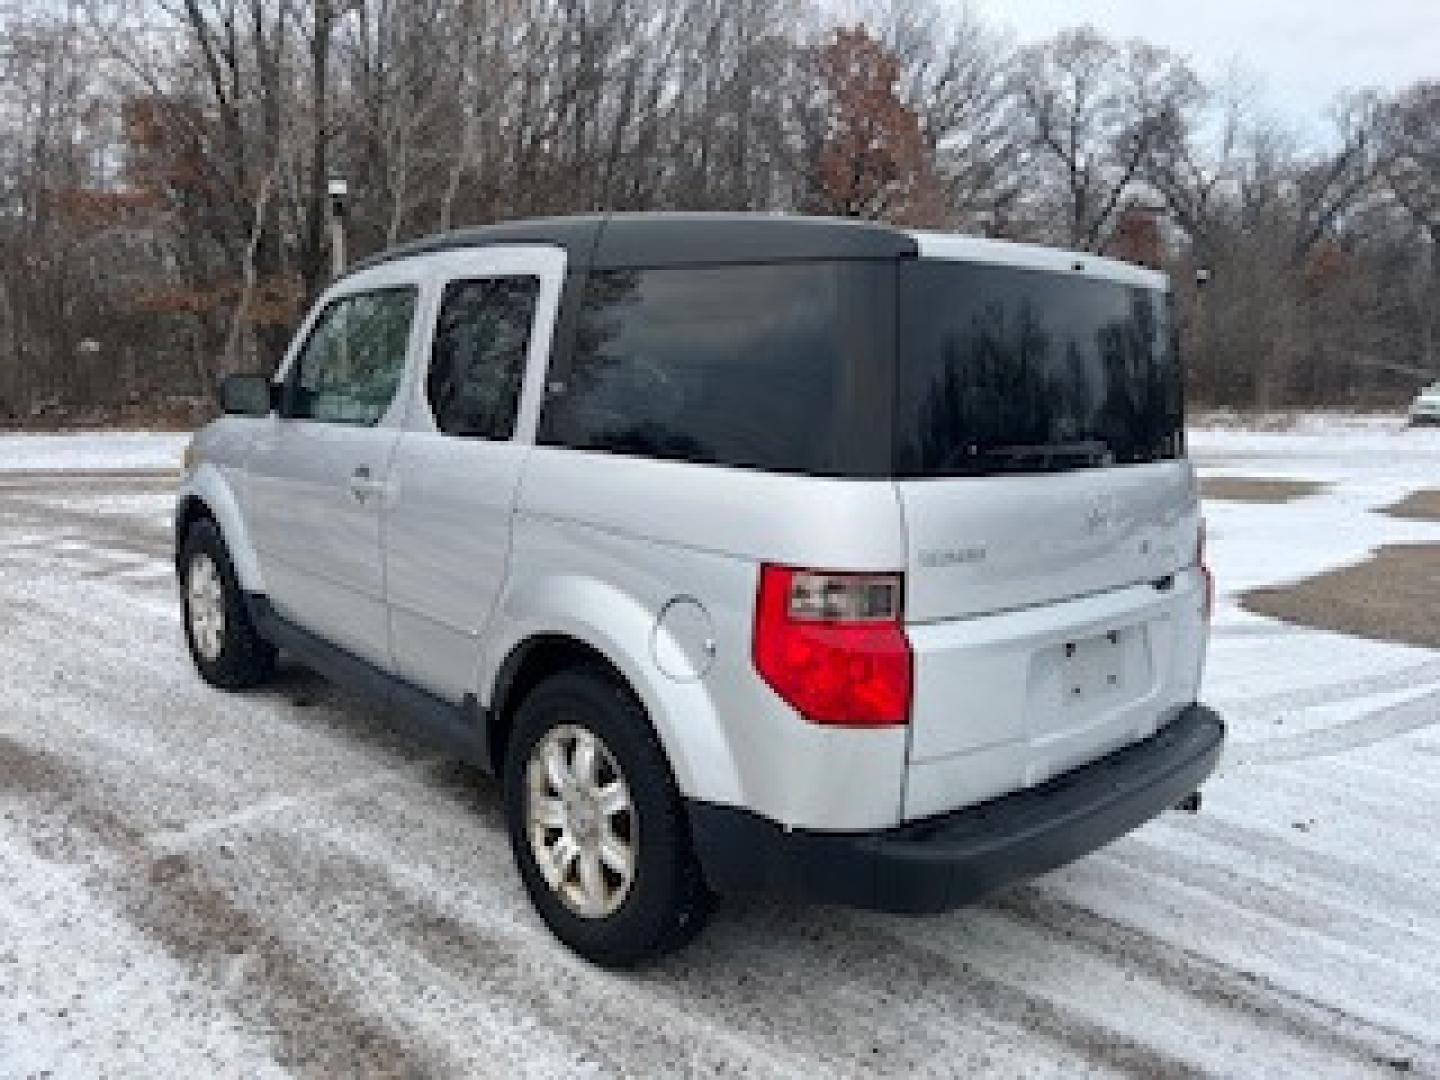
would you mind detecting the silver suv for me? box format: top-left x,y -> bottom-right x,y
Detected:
176,214 -> 1222,966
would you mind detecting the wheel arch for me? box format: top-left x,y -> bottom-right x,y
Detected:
482,603 -> 745,808
175,464 -> 266,594
174,494 -> 215,557
487,635 -> 624,774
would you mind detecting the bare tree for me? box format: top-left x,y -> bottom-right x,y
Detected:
1012,26 -> 1201,250
1383,81 -> 1440,372
868,0 -> 1022,232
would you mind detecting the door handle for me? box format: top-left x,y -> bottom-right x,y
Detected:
349,466 -> 385,502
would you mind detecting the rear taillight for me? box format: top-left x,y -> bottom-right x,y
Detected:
753,565 -> 912,727
1198,519 -> 1214,620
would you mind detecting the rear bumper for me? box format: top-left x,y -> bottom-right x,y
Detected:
687,704 -> 1223,914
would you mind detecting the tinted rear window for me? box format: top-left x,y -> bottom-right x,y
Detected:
540,263 -> 894,476
896,261 -> 1183,477
428,276 -> 539,439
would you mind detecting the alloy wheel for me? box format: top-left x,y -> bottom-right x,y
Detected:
525,723 -> 637,919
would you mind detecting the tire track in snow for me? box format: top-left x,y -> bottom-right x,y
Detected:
1167,812 -> 1440,928
1226,687 -> 1440,767
0,734 -> 445,1078
0,468 -> 180,484
241,820 -> 810,1079
1118,830 -> 1440,955
1217,656 -> 1440,719
1103,837 -> 1440,1011
989,886 -> 1437,1074
724,906 -> 1211,1079
0,493 -> 171,561
1209,621 -> 1314,638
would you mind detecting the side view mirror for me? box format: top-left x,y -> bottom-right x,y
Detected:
220,373 -> 275,417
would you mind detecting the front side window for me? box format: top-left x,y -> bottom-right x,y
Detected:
540,262 -> 893,476
427,276 -> 540,439
288,287 -> 417,425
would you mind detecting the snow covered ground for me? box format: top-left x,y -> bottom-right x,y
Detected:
1193,420 -> 1440,740
1,423 -> 1437,1078
0,431 -> 189,474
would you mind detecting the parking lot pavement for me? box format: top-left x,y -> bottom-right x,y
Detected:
2,445 -> 1438,1077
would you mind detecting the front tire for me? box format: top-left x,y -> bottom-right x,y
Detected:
179,519 -> 276,690
504,666 -> 712,966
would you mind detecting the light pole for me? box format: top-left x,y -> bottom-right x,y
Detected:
327,178 -> 349,280
1194,266 -> 1212,403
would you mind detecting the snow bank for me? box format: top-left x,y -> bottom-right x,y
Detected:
0,432 -> 190,473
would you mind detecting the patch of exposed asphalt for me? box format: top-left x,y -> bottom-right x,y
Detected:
1380,489 -> 1440,522
0,735 -> 442,1078
1242,543 -> 1440,650
1200,477 -> 1329,503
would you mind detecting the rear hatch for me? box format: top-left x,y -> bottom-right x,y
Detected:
894,254 -> 1204,820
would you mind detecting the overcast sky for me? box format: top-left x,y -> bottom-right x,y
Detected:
966,0 -> 1439,141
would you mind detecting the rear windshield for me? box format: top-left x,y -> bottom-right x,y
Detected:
895,261 -> 1183,477
540,262 -> 894,476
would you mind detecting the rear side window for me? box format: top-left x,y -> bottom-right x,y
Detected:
896,261 -> 1183,476
541,263 -> 894,476
428,276 -> 540,439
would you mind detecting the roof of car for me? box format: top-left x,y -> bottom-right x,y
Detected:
909,231 -> 1170,290
343,212 -> 1169,289
343,213 -> 919,277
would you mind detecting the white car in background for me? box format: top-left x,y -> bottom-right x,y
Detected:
1410,381 -> 1440,426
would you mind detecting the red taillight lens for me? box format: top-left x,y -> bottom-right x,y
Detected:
753,565 -> 912,727
1198,519 -> 1214,620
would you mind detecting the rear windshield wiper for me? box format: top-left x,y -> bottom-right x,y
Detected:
938,440 -> 1112,474
990,441 -> 1112,467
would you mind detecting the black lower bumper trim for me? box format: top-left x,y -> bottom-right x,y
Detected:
687,704 -> 1224,914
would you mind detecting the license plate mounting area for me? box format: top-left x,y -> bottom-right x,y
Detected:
1063,629 -> 1125,705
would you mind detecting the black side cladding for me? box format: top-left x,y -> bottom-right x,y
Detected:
246,595 -> 494,771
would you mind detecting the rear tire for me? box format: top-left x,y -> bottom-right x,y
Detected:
504,665 -> 712,967
179,519 -> 276,690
